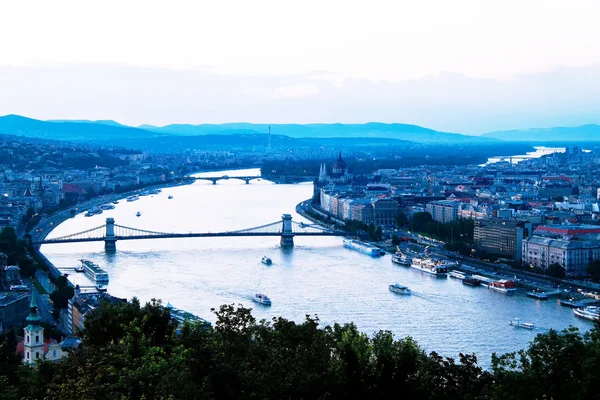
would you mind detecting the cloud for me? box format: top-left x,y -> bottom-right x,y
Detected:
273,84 -> 320,99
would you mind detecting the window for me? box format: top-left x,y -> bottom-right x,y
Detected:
53,349 -> 56,357
35,335 -> 39,343
36,352 -> 39,359
26,336 -> 29,343
26,352 -> 29,359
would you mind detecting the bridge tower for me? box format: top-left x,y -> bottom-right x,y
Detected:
105,217 -> 116,252
280,214 -> 294,247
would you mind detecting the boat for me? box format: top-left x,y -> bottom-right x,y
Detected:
488,280 -> 517,293
10,284 -> 29,292
126,195 -> 139,202
343,239 -> 382,257
252,293 -> 272,306
79,259 -> 109,284
509,318 -> 535,329
388,283 -> 411,295
100,204 -> 115,210
526,290 -> 549,300
449,270 -> 467,280
149,188 -> 162,195
261,256 -> 272,265
573,306 -> 600,321
112,201 -> 119,204
85,207 -> 103,217
168,195 -> 174,199
462,276 -> 480,286
410,256 -> 449,276
136,211 -> 141,217
74,263 -> 84,272
391,251 -> 412,266
96,284 -> 108,292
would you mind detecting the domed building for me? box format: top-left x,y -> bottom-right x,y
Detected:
332,152 -> 348,176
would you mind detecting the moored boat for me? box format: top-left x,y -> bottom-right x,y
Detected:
343,239 -> 382,257
462,276 -> 480,286
391,251 -> 412,266
509,318 -> 535,329
252,293 -> 272,306
126,195 -> 139,202
410,256 -> 449,276
449,270 -> 467,280
488,280 -> 517,293
388,283 -> 411,295
573,306 -> 600,321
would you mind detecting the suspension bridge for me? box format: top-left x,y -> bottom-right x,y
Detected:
32,214 -> 347,251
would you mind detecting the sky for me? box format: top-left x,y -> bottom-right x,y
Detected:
1,0 -> 600,134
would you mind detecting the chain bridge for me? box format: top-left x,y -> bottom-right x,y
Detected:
32,214 -> 346,251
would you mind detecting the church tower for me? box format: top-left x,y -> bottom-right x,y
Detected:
318,163 -> 328,182
23,293 -> 45,365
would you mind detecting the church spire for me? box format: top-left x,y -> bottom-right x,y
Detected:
338,151 -> 342,161
26,292 -> 41,326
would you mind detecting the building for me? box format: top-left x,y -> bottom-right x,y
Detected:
426,200 -> 460,223
67,288 -> 126,335
474,218 -> 532,262
0,292 -> 29,331
19,294 -> 64,364
521,236 -> 600,276
372,197 -> 399,227
533,224 -> 600,239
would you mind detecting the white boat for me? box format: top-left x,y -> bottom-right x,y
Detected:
74,263 -> 84,273
168,195 -> 174,199
149,189 -> 161,194
410,257 -> 449,276
252,293 -> 272,306
126,195 -> 139,202
112,201 -> 119,204
136,211 -> 141,217
392,252 -> 412,266
509,318 -> 535,329
100,204 -> 115,210
261,256 -> 272,265
449,270 -> 467,280
388,283 -> 411,295
79,259 -> 109,284
85,207 -> 103,217
573,306 -> 600,321
343,239 -> 382,257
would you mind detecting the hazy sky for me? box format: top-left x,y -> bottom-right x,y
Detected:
1,0 -> 600,133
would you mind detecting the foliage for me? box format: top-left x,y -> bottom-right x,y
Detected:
586,259 -> 600,282
410,212 -> 474,245
3,299 -> 600,400
49,276 -> 75,309
547,262 -> 566,279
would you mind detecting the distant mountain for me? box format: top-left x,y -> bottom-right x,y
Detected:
141,122 -> 496,144
48,119 -> 127,127
482,125 -> 600,142
0,115 -> 161,142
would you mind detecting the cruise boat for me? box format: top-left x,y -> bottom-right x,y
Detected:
573,306 -> 600,321
100,204 -> 115,210
79,259 -> 109,284
488,280 -> 517,293
388,283 -> 411,295
168,195 -> 174,199
410,257 -> 449,276
343,239 -> 382,257
252,293 -> 272,306
136,211 -> 141,217
126,195 -> 139,202
261,256 -> 272,265
391,251 -> 412,266
149,188 -> 162,195
449,270 -> 467,280
509,318 -> 535,330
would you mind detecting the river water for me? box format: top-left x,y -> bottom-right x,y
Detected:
41,168 -> 592,364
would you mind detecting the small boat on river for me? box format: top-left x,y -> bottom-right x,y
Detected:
509,318 -> 535,330
388,283 -> 411,295
252,293 -> 272,306
261,256 -> 272,265
136,211 -> 141,217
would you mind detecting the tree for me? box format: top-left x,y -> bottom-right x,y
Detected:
547,262 -> 566,279
396,211 -> 408,228
391,235 -> 401,246
586,260 -> 600,282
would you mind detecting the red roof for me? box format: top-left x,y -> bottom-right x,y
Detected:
535,225 -> 600,238
61,184 -> 86,194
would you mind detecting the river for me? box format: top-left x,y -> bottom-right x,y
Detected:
40,168 -> 592,364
